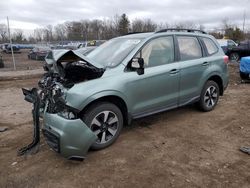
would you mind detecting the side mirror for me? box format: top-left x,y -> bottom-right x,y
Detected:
131,57 -> 144,75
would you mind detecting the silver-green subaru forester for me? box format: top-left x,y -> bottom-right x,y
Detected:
22,29 -> 229,160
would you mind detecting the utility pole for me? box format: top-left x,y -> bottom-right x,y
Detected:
243,10 -> 246,34
7,16 -> 16,70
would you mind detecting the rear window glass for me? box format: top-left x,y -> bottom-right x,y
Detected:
202,38 -> 218,55
177,36 -> 202,61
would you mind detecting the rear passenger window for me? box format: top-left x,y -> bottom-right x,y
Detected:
140,36 -> 175,67
202,37 -> 218,55
177,36 -> 202,61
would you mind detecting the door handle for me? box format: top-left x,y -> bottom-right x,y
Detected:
170,69 -> 179,74
202,62 -> 209,66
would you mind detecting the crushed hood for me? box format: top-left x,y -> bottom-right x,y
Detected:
45,49 -> 104,69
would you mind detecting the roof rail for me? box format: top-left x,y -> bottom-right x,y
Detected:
124,31 -> 151,35
155,28 -> 207,34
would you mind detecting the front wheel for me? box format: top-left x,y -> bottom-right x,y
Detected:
82,102 -> 123,150
199,80 -> 220,112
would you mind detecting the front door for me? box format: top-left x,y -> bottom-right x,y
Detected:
125,36 -> 180,118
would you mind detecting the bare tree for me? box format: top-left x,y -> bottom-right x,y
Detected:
43,25 -> 53,42
174,21 -> 197,29
101,19 -> 116,39
221,18 -> 232,31
28,35 -> 36,43
34,28 -> 43,42
131,19 -> 157,32
54,24 -> 67,41
143,19 -> 157,32
131,19 -> 144,32
0,24 -> 8,42
66,21 -> 82,40
89,19 -> 103,40
12,29 -> 24,42
80,20 -> 90,41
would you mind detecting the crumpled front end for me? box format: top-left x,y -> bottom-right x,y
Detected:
40,81 -> 98,159
19,86 -> 97,160
43,113 -> 97,159
19,49 -> 104,160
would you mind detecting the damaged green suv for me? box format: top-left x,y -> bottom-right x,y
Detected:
22,29 -> 229,160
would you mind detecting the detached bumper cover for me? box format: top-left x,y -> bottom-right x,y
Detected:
43,113 -> 97,159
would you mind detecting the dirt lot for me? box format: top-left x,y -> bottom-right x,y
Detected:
0,61 -> 250,187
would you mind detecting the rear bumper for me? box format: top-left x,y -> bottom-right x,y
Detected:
42,113 -> 97,159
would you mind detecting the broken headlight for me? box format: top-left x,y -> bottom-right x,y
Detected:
57,109 -> 77,120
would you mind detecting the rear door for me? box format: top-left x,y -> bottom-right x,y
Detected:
176,35 -> 207,105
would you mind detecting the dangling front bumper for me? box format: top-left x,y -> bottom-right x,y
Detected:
19,88 -> 97,160
42,113 -> 97,160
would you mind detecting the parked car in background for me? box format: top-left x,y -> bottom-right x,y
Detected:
217,39 -> 237,55
77,40 -> 106,48
28,46 -> 51,60
18,44 -> 34,49
2,43 -> 21,53
24,29 -> 229,159
54,44 -> 78,50
227,40 -> 250,61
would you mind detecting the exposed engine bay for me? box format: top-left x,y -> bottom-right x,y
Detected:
39,50 -> 105,113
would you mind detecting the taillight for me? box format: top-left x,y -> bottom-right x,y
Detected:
223,55 -> 229,64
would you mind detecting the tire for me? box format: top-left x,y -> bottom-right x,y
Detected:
240,71 -> 250,80
82,102 -> 123,150
229,52 -> 240,62
199,80 -> 220,112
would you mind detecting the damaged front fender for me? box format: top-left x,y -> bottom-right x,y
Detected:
43,113 -> 97,160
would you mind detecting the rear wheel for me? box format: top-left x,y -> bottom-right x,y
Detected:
82,102 -> 123,150
199,80 -> 220,112
229,52 -> 240,62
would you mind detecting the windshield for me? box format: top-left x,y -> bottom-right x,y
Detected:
87,38 -> 141,67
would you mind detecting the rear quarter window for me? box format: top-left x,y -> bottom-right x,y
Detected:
202,37 -> 218,55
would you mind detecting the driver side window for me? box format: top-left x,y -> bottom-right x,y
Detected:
138,36 -> 174,67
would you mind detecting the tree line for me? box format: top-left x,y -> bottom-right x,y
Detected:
0,14 -> 249,44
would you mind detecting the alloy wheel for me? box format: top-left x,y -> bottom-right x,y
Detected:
204,86 -> 218,108
90,110 -> 119,144
230,53 -> 239,62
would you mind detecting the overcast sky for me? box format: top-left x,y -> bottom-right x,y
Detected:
0,0 -> 249,34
